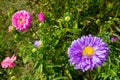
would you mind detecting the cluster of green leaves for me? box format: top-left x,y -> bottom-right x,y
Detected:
0,0 -> 120,80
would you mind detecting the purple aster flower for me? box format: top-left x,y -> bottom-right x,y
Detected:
67,34 -> 109,72
34,40 -> 42,48
12,10 -> 32,31
111,36 -> 117,42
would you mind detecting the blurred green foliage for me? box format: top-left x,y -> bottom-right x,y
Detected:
0,0 -> 120,80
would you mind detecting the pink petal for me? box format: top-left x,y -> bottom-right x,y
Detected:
9,63 -> 15,68
10,55 -> 16,62
1,62 -> 9,68
4,57 -> 10,61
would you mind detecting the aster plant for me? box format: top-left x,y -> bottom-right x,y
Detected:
68,35 -> 109,72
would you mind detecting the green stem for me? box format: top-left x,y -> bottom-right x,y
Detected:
30,26 -> 39,39
88,70 -> 92,80
110,26 -> 114,33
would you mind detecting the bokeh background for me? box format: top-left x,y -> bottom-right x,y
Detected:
0,0 -> 120,80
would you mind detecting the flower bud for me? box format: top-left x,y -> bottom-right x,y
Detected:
38,12 -> 45,22
65,16 -> 71,21
32,48 -> 37,53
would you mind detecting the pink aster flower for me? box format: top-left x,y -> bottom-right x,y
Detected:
12,10 -> 32,31
1,54 -> 16,68
38,12 -> 45,22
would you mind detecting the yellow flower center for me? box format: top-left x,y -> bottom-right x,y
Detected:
82,46 -> 94,56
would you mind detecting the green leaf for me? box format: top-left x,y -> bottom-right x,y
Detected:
115,27 -> 120,32
65,70 -> 72,80
47,65 -> 62,68
23,56 -> 30,64
110,70 -> 117,76
73,21 -> 78,29
53,77 -> 68,80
